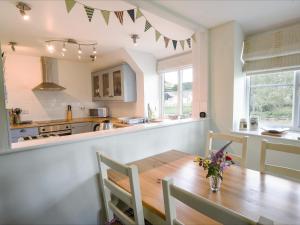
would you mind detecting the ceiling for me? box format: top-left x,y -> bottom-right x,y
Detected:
1,0 -> 300,61
154,0 -> 300,35
0,0 -> 193,61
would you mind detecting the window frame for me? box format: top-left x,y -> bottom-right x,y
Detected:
246,70 -> 300,131
160,65 -> 193,118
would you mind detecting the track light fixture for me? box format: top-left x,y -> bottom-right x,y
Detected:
131,34 -> 139,46
93,46 -> 97,54
62,42 -> 67,52
8,42 -> 17,51
16,2 -> 31,21
78,45 -> 82,54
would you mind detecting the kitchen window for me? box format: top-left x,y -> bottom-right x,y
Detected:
247,70 -> 300,130
161,67 -> 193,118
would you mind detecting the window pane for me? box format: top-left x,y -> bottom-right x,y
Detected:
164,71 -> 178,115
249,71 -> 295,127
182,68 -> 193,116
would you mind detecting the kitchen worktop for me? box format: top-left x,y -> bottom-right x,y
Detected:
10,117 -> 129,129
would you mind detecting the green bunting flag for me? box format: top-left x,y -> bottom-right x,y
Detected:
192,34 -> 196,42
114,11 -> 124,25
164,37 -> 170,48
65,0 -> 76,13
144,20 -> 152,32
186,38 -> 191,48
172,40 -> 177,50
101,10 -> 110,25
155,30 -> 161,42
84,5 -> 94,22
127,9 -> 135,22
136,8 -> 143,19
180,40 -> 185,50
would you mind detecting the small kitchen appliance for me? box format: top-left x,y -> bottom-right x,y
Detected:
89,107 -> 109,118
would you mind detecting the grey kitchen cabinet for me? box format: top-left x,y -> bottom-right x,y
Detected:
10,127 -> 39,143
71,122 -> 92,134
91,63 -> 136,102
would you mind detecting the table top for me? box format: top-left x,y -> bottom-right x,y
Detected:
108,150 -> 300,225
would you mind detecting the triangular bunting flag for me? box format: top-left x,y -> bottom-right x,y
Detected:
65,0 -> 76,13
164,37 -> 170,48
180,40 -> 185,50
84,5 -> 94,22
127,9 -> 135,22
136,8 -> 143,19
101,10 -> 110,25
192,34 -> 196,42
144,20 -> 152,32
172,40 -> 177,50
186,38 -> 191,48
155,30 -> 161,42
114,11 -> 124,25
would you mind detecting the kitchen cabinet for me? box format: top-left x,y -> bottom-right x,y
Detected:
91,64 -> 136,102
10,127 -> 38,143
71,122 -> 92,134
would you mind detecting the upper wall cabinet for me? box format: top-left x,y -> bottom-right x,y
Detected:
92,64 -> 136,102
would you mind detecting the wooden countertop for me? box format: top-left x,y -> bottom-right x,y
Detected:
10,117 -> 129,129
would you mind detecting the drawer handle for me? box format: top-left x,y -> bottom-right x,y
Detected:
20,129 -> 26,133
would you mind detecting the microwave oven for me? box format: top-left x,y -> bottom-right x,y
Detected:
89,108 -> 109,118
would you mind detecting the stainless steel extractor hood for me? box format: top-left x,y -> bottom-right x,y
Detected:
32,57 -> 66,91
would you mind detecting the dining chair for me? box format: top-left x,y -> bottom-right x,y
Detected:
260,140 -> 300,180
206,131 -> 248,167
96,152 -> 145,225
162,177 -> 273,225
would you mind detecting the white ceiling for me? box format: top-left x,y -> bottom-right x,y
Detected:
1,0 -> 300,61
154,0 -> 300,35
0,0 -> 193,61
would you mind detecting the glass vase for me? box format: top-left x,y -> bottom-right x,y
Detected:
209,175 -> 222,192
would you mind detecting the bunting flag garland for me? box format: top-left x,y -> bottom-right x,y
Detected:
164,37 -> 170,48
155,30 -> 161,42
101,10 -> 110,25
144,20 -> 152,32
186,38 -> 191,48
192,34 -> 196,42
136,8 -> 143,19
172,40 -> 177,50
114,11 -> 124,25
65,1 -> 195,51
65,0 -> 76,13
180,40 -> 185,50
84,5 -> 94,22
127,9 -> 135,22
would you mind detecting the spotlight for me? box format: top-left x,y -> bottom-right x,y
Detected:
8,42 -> 17,51
131,34 -> 139,46
93,46 -> 97,54
62,42 -> 67,52
46,43 -> 55,53
16,2 -> 31,21
78,45 -> 82,54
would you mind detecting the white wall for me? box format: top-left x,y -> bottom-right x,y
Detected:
0,120 -> 208,225
4,54 -> 99,121
157,52 -> 192,73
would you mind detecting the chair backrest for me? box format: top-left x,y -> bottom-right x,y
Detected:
260,140 -> 300,180
96,152 -> 144,225
206,131 -> 248,167
162,177 -> 273,225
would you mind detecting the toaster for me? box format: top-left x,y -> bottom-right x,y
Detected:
89,108 -> 109,118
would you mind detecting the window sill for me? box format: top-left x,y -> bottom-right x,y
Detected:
232,129 -> 300,143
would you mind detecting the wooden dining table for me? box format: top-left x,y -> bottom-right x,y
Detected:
108,150 -> 300,225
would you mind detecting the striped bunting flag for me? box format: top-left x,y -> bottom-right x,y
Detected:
127,9 -> 135,22
136,8 -> 143,19
172,40 -> 177,50
114,11 -> 124,25
84,5 -> 94,22
164,37 -> 170,48
155,30 -> 161,42
101,10 -> 110,25
144,20 -> 152,32
180,40 -> 185,50
186,38 -> 191,48
65,0 -> 76,13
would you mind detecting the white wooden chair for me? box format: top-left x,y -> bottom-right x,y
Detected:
260,140 -> 300,180
206,131 -> 248,167
162,177 -> 273,225
96,152 -> 145,225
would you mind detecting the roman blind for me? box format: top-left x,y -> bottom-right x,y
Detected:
243,23 -> 300,75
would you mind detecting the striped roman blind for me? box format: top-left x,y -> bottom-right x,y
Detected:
243,23 -> 300,75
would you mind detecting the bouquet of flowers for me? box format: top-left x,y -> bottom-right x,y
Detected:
195,141 -> 234,191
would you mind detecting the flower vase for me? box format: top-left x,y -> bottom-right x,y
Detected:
209,175 -> 222,192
